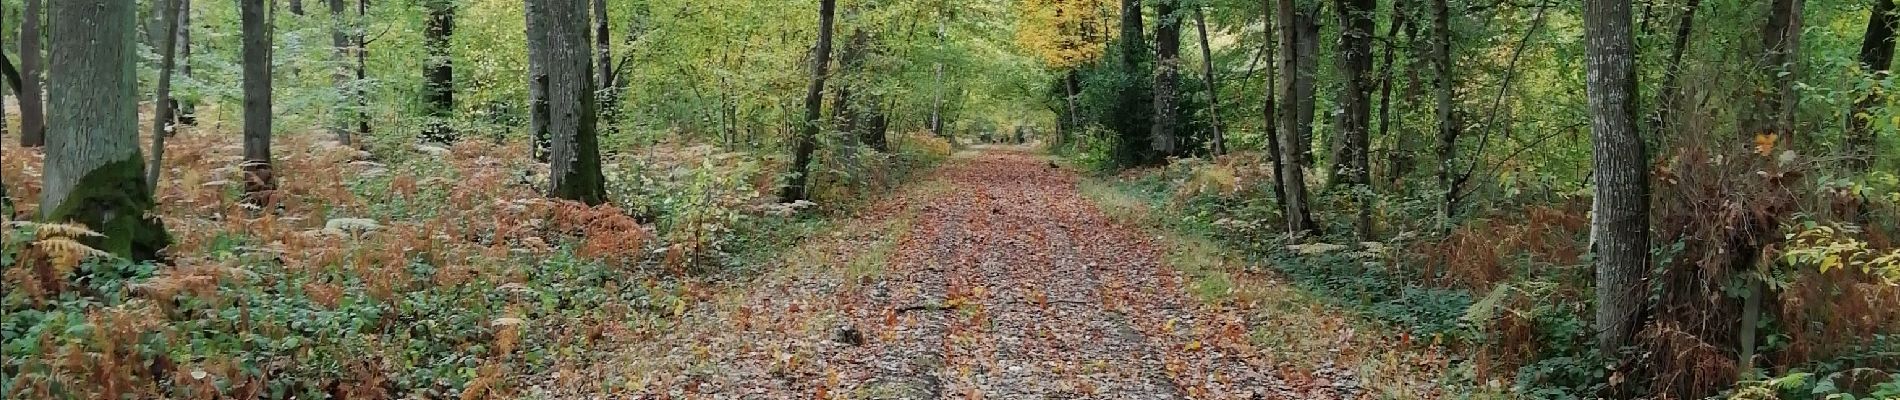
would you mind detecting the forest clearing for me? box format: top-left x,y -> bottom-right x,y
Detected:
2,0 -> 1899,398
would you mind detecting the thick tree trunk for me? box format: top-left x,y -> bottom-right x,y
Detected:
241,0 -> 276,204
1292,13 -> 1319,167
1850,0 -> 1895,172
422,0 -> 456,143
43,0 -> 169,260
528,0 -> 605,204
148,0 -> 184,189
19,0 -> 45,147
1582,0 -> 1650,361
1194,8 -> 1225,156
1431,0 -> 1459,229
1121,0 -> 1147,69
782,0 -> 836,203
1151,0 -> 1183,159
329,0 -> 354,145
1334,0 -> 1377,240
1277,0 -> 1318,235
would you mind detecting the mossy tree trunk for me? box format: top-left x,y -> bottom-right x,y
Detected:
1150,0 -> 1182,159
42,0 -> 170,261
528,0 -> 606,205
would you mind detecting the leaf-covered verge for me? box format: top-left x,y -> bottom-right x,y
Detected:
1079,153 -> 1900,399
0,123 -> 952,399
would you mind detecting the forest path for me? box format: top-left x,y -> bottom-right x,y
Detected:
845,148 -> 1289,399
566,148 -> 1370,399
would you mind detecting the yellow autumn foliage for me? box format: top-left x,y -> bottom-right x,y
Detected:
1015,0 -> 1115,69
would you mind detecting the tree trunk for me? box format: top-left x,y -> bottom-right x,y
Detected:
834,29 -> 869,138
528,0 -> 605,204
593,0 -> 611,89
1850,0 -> 1895,172
1431,0 -> 1459,229
355,0 -> 369,137
421,0 -> 455,143
1151,0 -> 1183,159
290,0 -> 305,16
176,0 -> 196,126
1376,4 -> 1408,187
241,0 -> 276,204
1121,0 -> 1147,69
930,17 -> 947,137
781,0 -> 836,203
1759,0 -> 1803,146
1277,0 -> 1318,235
1293,12 -> 1319,167
1653,0 -> 1700,136
1582,0 -> 1650,361
2,5 -> 9,142
19,0 -> 45,147
1334,0 -> 1377,240
43,0 -> 169,260
1263,0 -> 1289,212
1063,70 -> 1083,150
328,0 -> 353,145
148,0 -> 184,189
1194,8 -> 1225,156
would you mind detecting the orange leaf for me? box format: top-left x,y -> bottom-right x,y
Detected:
1754,133 -> 1778,156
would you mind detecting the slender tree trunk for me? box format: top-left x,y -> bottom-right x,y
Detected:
290,0 -> 305,16
834,29 -> 869,137
328,0 -> 353,145
148,0 -> 184,189
1194,8 -> 1225,156
1121,0 -> 1147,69
782,0 -> 836,203
1151,0 -> 1183,159
593,0 -> 611,89
1334,0 -> 1377,240
355,0 -> 370,137
421,0 -> 455,143
1431,0 -> 1459,229
240,0 -> 276,204
2,6 -> 9,143
1759,0 -> 1804,146
1277,0 -> 1318,235
43,0 -> 169,260
1850,0 -> 1895,172
1264,0 -> 1289,211
528,0 -> 605,204
1653,0 -> 1700,136
930,16 -> 946,137
527,0 -> 551,162
1582,0 -> 1650,362
19,0 -> 45,147
176,0 -> 196,126
1376,4 -> 1408,187
1063,70 -> 1083,149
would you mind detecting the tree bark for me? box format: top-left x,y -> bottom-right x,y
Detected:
290,0 -> 305,16
1431,0 -> 1459,229
1582,0 -> 1650,360
241,0 -> 276,204
176,0 -> 196,126
593,0 -> 611,89
1334,0 -> 1377,240
1194,8 -> 1225,156
1376,3 -> 1408,187
1850,0 -> 1895,172
1063,70 -> 1083,150
1758,0 -> 1804,146
19,0 -> 45,147
781,0 -> 836,203
421,0 -> 456,143
355,0 -> 369,137
528,0 -> 605,204
43,0 -> 169,260
1151,0 -> 1183,159
1652,0 -> 1700,137
148,0 -> 184,189
1277,0 -> 1318,235
328,0 -> 353,145
1263,0 -> 1289,212
930,16 -> 947,137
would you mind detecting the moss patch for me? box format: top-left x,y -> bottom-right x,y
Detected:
42,156 -> 170,261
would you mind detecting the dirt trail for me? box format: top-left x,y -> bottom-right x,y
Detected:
565,149 -> 1365,399
846,149 -> 1288,399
